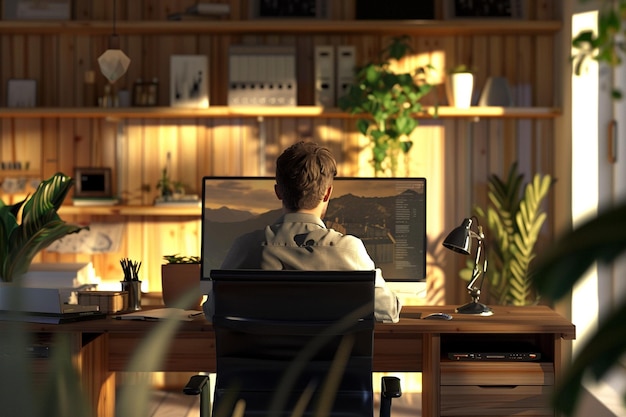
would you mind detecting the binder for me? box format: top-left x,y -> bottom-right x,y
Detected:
314,45 -> 335,107
336,45 -> 356,102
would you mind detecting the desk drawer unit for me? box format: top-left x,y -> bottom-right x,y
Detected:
440,362 -> 555,416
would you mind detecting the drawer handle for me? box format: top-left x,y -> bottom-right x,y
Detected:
477,385 -> 518,389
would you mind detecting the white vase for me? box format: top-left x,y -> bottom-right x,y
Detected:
446,72 -> 474,109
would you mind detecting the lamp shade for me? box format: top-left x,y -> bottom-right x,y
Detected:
98,49 -> 130,84
442,218 -> 473,254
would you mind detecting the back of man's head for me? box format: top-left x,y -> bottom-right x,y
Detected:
276,141 -> 337,211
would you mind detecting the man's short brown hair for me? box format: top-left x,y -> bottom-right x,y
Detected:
275,141 -> 337,211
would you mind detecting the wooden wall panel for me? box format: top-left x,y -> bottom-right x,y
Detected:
0,0 -> 560,305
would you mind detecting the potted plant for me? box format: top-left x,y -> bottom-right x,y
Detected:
338,36 -> 435,177
161,254 -> 202,309
155,167 -> 185,202
460,162 -> 553,306
0,172 -> 86,282
446,64 -> 475,108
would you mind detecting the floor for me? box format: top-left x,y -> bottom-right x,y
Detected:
145,389 -> 422,417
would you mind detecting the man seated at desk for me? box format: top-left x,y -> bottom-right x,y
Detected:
203,141 -> 401,323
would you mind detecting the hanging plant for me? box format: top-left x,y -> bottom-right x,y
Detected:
338,36 -> 435,176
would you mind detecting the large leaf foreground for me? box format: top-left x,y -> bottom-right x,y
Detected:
0,173 -> 86,281
532,201 -> 626,415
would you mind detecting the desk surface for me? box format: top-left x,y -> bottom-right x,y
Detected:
26,305 -> 576,340
20,304 -> 575,417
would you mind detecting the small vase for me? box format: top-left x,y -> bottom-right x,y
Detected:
121,280 -> 142,311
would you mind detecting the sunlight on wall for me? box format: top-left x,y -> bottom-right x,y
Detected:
571,10 -> 601,355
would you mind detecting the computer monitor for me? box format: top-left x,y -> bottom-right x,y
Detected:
200,176 -> 427,293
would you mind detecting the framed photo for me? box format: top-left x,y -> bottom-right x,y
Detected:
170,55 -> 209,108
7,79 -> 36,107
444,0 -> 525,19
74,167 -> 113,198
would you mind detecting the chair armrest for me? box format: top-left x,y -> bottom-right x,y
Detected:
183,375 -> 210,395
381,376 -> 402,399
184,375 -> 212,417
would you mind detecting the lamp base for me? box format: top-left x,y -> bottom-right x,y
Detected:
455,301 -> 493,316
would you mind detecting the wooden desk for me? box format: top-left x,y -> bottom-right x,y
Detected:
27,305 -> 575,417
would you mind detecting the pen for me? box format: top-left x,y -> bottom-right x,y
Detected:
188,312 -> 204,318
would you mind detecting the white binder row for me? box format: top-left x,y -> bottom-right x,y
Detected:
227,44 -> 356,107
228,45 -> 297,106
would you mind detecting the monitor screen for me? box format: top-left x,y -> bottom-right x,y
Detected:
201,176 -> 427,282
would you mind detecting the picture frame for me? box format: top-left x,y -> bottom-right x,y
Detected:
444,0 -> 525,19
170,55 -> 209,108
73,167 -> 113,198
7,79 -> 36,107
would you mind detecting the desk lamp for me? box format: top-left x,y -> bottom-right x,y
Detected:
443,217 -> 493,316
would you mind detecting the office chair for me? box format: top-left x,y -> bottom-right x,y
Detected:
184,269 -> 401,417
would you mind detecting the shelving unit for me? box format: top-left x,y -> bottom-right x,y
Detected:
0,0 -> 563,290
0,19 -> 561,35
0,106 -> 561,119
59,205 -> 201,217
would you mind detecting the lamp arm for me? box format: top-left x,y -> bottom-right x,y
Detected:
466,227 -> 487,299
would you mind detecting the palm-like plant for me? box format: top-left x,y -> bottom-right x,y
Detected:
463,163 -> 553,305
0,172 -> 86,282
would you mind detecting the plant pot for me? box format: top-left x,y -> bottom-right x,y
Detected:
446,72 -> 474,109
161,264 -> 202,309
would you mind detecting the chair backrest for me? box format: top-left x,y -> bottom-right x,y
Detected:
210,269 -> 376,417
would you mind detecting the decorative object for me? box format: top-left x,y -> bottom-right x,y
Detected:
444,0 -> 525,19
120,258 -> 142,311
161,255 -> 202,309
467,162 -> 552,306
443,217 -> 493,316
0,172 -> 86,282
446,65 -> 474,108
98,0 -> 131,84
170,55 -> 209,108
338,36 -> 434,177
7,79 -> 36,107
478,76 -> 513,106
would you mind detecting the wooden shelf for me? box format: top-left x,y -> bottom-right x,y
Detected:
0,19 -> 562,36
59,205 -> 201,217
0,106 -> 561,120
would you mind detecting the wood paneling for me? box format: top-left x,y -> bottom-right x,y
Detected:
0,1 -> 560,305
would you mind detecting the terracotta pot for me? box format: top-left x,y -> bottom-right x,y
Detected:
161,264 -> 202,309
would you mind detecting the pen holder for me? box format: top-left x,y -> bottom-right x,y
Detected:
121,280 -> 142,311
